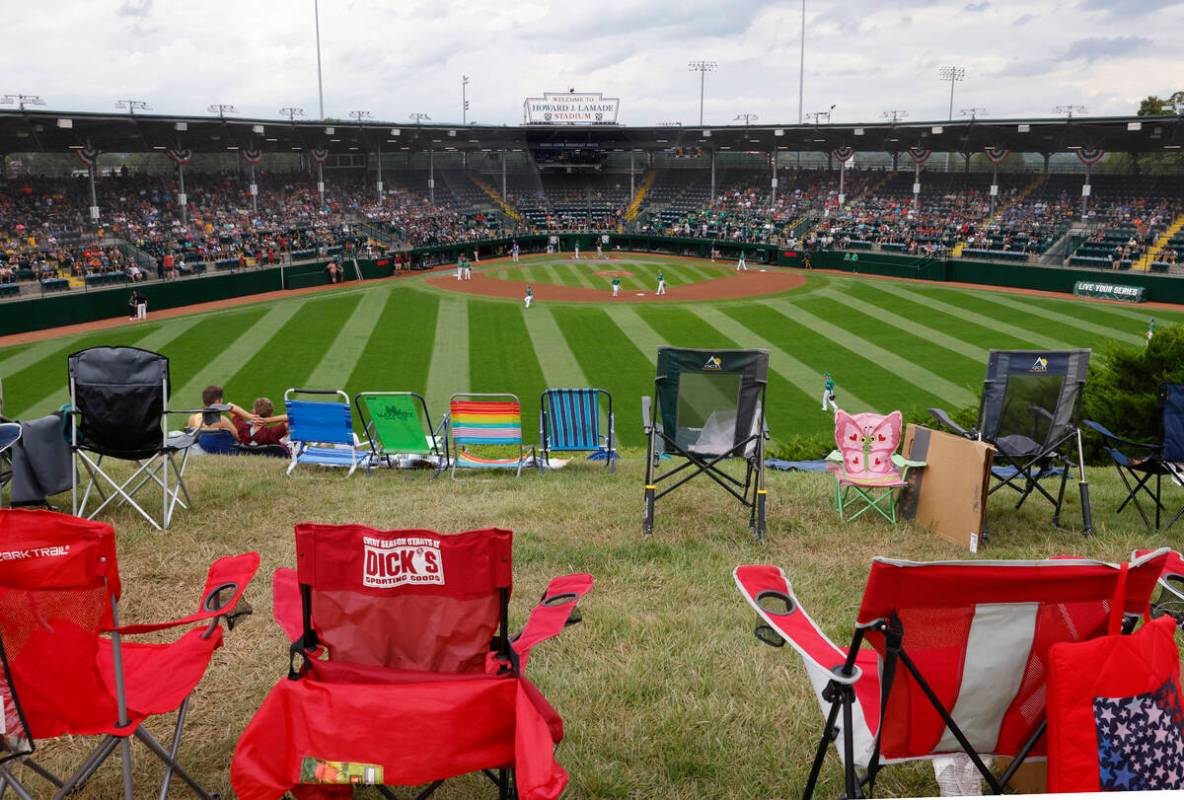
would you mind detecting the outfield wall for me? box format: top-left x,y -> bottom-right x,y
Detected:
1,235 -> 1179,337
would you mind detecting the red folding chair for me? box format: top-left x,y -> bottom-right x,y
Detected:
735,548 -> 1170,798
232,523 -> 592,800
0,509 -> 258,800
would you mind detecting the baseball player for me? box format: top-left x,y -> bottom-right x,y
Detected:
463,257 -> 472,280
656,271 -> 667,296
1148,317 -> 1156,343
736,251 -> 747,271
822,372 -> 837,413
524,285 -> 533,309
511,241 -> 520,262
611,277 -> 621,297
596,239 -> 603,258
455,256 -> 464,281
574,242 -> 580,260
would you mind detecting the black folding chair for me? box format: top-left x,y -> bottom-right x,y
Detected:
931,349 -> 1093,539
642,347 -> 769,540
0,422 -> 18,509
69,346 -> 200,530
1084,382 -> 1184,531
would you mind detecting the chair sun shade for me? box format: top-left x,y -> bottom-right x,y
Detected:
642,347 -> 770,540
734,548 -> 1171,800
285,388 -> 362,478
930,349 -> 1093,540
231,523 -> 592,800
1084,382 -> 1184,532
0,509 -> 258,800
69,346 -> 199,530
540,388 -> 616,470
355,392 -> 448,477
448,394 -> 535,479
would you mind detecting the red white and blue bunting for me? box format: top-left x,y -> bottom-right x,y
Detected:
1076,147 -> 1106,166
74,144 -> 100,168
907,147 -> 931,165
831,146 -> 855,162
167,147 -> 193,166
240,147 -> 263,165
983,147 -> 1010,164
311,148 -> 329,164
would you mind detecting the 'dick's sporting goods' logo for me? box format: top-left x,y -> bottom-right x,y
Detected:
362,535 -> 444,588
704,355 -> 722,371
1030,356 -> 1049,373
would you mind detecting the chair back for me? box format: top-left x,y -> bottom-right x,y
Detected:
197,429 -> 238,455
653,347 -> 768,456
357,393 -> 434,455
1160,383 -> 1184,461
69,346 -> 169,458
542,388 -> 603,451
0,510 -> 122,739
294,522 -> 511,674
450,395 -> 522,447
285,389 -> 354,447
0,423 -> 19,456
977,349 -> 1090,449
834,410 -> 902,478
855,549 -> 1169,762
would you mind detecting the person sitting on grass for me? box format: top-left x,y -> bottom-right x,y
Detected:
233,397 -> 290,452
187,384 -> 260,441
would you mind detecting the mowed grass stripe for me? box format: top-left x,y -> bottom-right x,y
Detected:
20,317 -> 206,418
820,286 -> 990,363
225,294 -> 363,404
522,306 -> 589,389
843,282 -> 1040,352
305,287 -> 391,390
424,297 -> 469,411
551,306 -> 655,447
781,299 -> 978,407
468,301 -> 547,437
874,281 -> 1076,349
344,289 -> 439,402
965,292 -> 1145,347
173,304 -> 299,406
0,339 -> 68,378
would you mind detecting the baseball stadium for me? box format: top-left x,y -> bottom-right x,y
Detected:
3,3 -> 1184,799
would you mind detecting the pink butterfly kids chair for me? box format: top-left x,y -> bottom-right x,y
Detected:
827,409 -> 925,524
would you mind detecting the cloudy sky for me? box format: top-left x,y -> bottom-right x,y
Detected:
4,0 -> 1181,126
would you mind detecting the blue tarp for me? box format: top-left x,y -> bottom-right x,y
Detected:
765,459 -> 830,473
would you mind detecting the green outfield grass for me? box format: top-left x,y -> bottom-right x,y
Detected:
2,254 -> 1181,448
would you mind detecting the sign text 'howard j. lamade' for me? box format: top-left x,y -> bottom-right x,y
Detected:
524,92 -> 620,125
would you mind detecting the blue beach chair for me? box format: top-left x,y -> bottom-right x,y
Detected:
539,388 -> 616,470
284,388 -> 362,477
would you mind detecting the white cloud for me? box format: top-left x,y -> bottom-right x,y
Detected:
2,0 -> 1179,126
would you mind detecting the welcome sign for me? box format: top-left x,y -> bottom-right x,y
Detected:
524,92 -> 619,125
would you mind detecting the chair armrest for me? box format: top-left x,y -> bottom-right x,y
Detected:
511,573 -> 593,669
107,552 -> 260,635
641,396 -> 652,432
825,450 -> 842,463
891,453 -> 926,469
1082,419 -> 1160,451
734,565 -> 860,684
928,407 -> 974,438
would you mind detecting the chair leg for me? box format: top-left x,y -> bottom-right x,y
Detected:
0,769 -> 35,800
120,737 -> 134,800
158,695 -> 191,800
53,735 -> 120,799
133,727 -> 215,800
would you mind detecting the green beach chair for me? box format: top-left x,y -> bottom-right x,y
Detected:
354,391 -> 448,477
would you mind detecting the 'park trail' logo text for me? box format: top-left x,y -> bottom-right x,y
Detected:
362,536 -> 444,588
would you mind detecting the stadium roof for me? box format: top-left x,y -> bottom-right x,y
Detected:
1,109 -> 1181,158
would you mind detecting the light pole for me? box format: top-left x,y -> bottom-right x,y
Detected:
115,99 -> 150,115
313,0 -> 325,119
938,66 -> 965,171
208,103 -> 238,118
462,75 -> 470,125
1055,104 -> 1087,119
798,0 -> 806,125
734,113 -> 758,126
0,94 -> 45,112
280,106 -> 305,122
688,60 -> 717,126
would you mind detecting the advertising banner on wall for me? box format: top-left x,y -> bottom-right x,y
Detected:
524,92 -> 620,125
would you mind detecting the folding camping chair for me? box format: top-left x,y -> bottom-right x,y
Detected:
69,346 -> 200,530
642,347 -> 770,540
930,349 -> 1093,538
827,410 -> 925,525
0,508 -> 258,800
539,388 -> 615,470
231,522 -> 592,800
0,423 -> 17,509
355,391 -> 448,476
734,548 -> 1170,799
285,388 -> 363,477
446,393 -> 535,478
1084,382 -> 1184,531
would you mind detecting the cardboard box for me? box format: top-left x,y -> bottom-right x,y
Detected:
900,425 -> 995,552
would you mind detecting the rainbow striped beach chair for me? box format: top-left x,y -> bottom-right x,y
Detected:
447,393 -> 536,478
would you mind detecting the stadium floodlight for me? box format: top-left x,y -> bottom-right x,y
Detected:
349,110 -> 373,124
1054,104 -> 1087,119
882,109 -> 908,123
0,94 -> 46,111
462,75 -> 470,125
938,66 -> 965,171
688,60 -> 717,126
115,99 -> 150,115
734,113 -> 758,126
805,105 -> 835,125
208,103 -> 238,118
960,107 -> 986,121
658,121 -> 682,127
280,107 -> 305,122
410,113 -> 431,125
